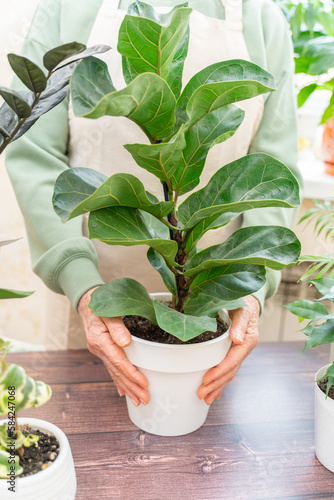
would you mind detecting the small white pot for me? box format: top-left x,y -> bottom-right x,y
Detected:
0,418 -> 76,499
315,364 -> 334,473
124,293 -> 232,436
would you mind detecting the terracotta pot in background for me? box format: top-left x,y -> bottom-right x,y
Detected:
322,117 -> 334,175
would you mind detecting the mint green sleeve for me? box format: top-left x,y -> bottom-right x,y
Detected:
5,0 -> 104,309
242,0 -> 303,311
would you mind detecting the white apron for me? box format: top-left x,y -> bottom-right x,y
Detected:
45,0 -> 264,349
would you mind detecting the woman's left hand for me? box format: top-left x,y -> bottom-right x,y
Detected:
197,295 -> 260,405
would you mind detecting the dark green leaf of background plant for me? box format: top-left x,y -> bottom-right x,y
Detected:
307,277 -> 334,301
0,87 -> 31,119
185,226 -> 300,278
0,289 -> 34,300
7,54 -> 47,94
184,264 -> 266,317
71,57 -> 176,141
317,362 -> 334,397
172,105 -> 245,195
178,153 -> 300,230
153,300 -> 217,341
147,248 -> 177,295
175,59 -> 275,128
88,207 -> 178,267
53,168 -> 173,222
119,3 -> 191,97
283,299 -> 328,321
302,319 -> 334,351
89,278 -> 157,324
43,42 -> 86,71
124,127 -> 186,183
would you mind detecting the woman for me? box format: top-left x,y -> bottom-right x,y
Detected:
6,0 -> 302,407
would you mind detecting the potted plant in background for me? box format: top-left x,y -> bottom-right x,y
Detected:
0,42 -> 110,496
284,193 -> 334,473
52,1 -> 302,436
0,337 -> 77,499
274,0 -> 334,172
284,279 -> 334,473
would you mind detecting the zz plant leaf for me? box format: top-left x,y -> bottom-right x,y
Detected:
0,43 -> 110,154
53,2 -> 301,342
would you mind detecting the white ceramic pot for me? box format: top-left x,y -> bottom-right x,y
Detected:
124,293 -> 232,436
0,418 -> 76,500
315,364 -> 334,473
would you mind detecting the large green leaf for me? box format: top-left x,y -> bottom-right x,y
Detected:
154,300 -> 217,341
172,105 -> 245,195
89,278 -> 157,324
302,319 -> 334,351
0,289 -> 34,300
185,226 -> 301,278
307,278 -> 334,302
71,57 -> 176,141
147,247 -> 177,295
184,211 -> 241,254
88,206 -> 178,267
178,153 -> 300,230
184,264 -> 266,317
176,59 -> 275,128
43,42 -> 86,71
298,37 -> 334,75
7,54 -> 47,94
119,2 -> 191,97
283,299 -> 328,321
0,87 -> 31,119
53,168 -> 173,222
124,127 -> 186,183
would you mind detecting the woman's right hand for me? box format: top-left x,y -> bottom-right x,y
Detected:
78,286 -> 150,407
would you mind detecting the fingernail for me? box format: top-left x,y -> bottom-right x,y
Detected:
207,397 -> 214,405
131,398 -> 140,407
117,388 -> 123,397
203,380 -> 211,386
140,399 -> 147,406
234,332 -> 243,342
119,335 -> 130,347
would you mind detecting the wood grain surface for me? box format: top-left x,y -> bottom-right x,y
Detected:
3,343 -> 334,500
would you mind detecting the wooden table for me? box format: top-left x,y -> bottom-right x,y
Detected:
4,343 -> 334,500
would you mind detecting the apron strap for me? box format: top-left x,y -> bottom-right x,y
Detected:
109,0 -> 120,8
220,0 -> 243,23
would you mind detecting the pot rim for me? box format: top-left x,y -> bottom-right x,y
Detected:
0,417 -> 69,483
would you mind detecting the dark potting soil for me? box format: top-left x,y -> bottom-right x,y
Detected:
15,425 -> 60,477
317,378 -> 334,400
123,313 -> 228,345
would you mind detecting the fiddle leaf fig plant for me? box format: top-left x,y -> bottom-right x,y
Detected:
0,338 -> 52,478
53,1 -> 301,342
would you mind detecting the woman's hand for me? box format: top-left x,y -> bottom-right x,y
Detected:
78,286 -> 150,407
197,295 -> 260,405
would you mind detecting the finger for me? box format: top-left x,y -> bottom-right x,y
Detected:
105,339 -> 149,388
103,316 -> 132,347
198,332 -> 258,396
114,381 -> 126,397
228,307 -> 250,344
204,387 -> 225,405
114,375 -> 150,406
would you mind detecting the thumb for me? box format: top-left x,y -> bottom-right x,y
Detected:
102,316 -> 132,347
228,308 -> 249,345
